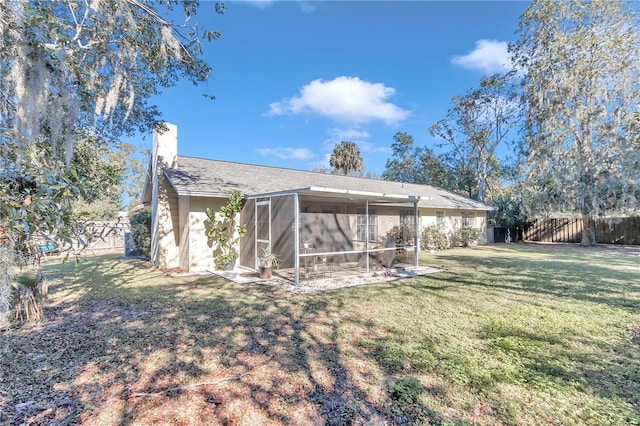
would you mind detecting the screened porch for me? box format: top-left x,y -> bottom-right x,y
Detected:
239,187 -> 421,284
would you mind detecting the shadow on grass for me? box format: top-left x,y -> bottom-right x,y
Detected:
2,246 -> 639,425
2,253 -> 474,425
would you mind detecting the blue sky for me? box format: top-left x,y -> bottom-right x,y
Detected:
133,1 -> 528,175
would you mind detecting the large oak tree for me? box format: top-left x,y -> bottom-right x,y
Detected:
0,0 -> 223,321
511,0 -> 640,246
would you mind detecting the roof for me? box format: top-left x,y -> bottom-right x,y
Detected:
144,155 -> 495,211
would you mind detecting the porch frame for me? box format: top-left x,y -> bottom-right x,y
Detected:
246,187 -> 420,285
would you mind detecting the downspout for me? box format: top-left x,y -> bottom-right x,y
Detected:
414,201 -> 419,267
365,199 -> 370,273
294,193 -> 300,284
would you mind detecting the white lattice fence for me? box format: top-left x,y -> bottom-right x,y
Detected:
81,220 -> 131,251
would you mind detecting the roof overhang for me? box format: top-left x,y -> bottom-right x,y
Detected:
247,186 -> 420,204
160,168 -> 495,211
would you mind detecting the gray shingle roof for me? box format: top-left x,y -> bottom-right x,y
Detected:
159,156 -> 494,211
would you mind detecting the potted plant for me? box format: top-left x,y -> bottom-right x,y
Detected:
257,246 -> 279,279
302,238 -> 314,249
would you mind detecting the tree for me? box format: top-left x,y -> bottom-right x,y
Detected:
417,148 -> 454,189
329,141 -> 364,176
511,0 -> 640,246
72,141 -> 148,219
0,1 -> 224,321
382,132 -> 421,183
429,72 -> 520,202
1,1 -> 223,170
382,132 -> 452,188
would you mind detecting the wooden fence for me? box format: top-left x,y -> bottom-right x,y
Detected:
523,217 -> 640,245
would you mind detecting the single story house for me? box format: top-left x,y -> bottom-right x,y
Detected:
141,124 -> 495,283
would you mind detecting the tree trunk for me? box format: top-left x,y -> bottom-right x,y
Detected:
580,216 -> 596,247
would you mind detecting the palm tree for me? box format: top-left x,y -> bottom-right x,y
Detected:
329,141 -> 364,176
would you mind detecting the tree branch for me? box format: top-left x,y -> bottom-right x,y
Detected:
132,372 -> 251,398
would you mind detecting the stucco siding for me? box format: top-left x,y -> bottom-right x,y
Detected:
178,195 -> 190,271
187,197 -> 226,272
156,174 -> 180,268
419,208 -> 488,247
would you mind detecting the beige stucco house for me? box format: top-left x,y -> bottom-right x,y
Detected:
141,124 -> 495,283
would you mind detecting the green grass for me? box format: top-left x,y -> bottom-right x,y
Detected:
2,244 -> 639,425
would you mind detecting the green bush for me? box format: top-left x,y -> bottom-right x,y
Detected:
420,224 -> 448,251
205,190 -> 246,270
129,210 -> 151,258
457,227 -> 482,247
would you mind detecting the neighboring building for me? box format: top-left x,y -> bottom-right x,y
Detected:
141,124 -> 494,283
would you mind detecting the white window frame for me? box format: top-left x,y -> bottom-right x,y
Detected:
357,208 -> 377,242
461,211 -> 475,228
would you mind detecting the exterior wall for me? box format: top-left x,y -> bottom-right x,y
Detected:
162,192 -> 490,272
187,197 -> 226,272
173,198 -> 490,271
172,196 -> 489,272
153,173 -> 180,269
178,195 -> 190,271
419,208 -> 488,247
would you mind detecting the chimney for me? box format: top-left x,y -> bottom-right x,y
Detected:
150,122 -> 178,268
152,122 -> 178,173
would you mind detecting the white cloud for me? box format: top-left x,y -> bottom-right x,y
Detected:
359,140 -> 392,154
256,147 -> 314,161
241,0 -> 315,12
241,0 -> 275,9
299,2 -> 316,13
325,128 -> 390,154
329,128 -> 370,144
267,76 -> 411,125
452,39 -> 511,74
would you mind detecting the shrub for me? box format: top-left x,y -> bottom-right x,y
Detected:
457,227 -> 482,247
129,210 -> 151,258
205,190 -> 246,270
386,223 -> 415,245
420,224 -> 448,251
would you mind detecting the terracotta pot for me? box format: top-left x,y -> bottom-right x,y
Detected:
259,267 -> 272,279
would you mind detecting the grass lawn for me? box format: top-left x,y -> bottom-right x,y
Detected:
2,243 -> 639,425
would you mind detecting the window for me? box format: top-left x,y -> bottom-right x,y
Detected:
461,212 -> 475,228
436,211 -> 445,226
400,210 -> 413,227
357,208 -> 377,241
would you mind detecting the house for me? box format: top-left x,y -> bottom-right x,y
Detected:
141,124 -> 494,283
